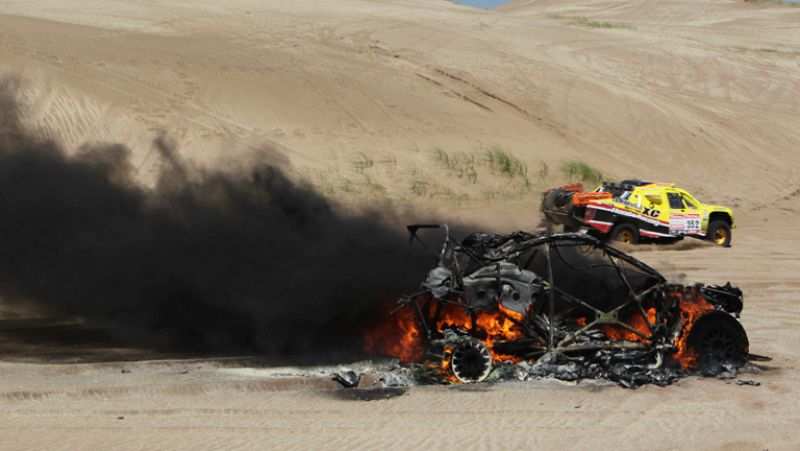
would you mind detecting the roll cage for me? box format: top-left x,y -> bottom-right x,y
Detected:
396,225 -> 672,359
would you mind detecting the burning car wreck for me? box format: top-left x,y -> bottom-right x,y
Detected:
365,225 -> 750,388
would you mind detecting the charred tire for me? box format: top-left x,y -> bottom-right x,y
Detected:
552,190 -> 572,209
707,220 -> 732,247
686,312 -> 748,367
542,189 -> 575,215
609,223 -> 639,245
542,189 -> 563,211
450,338 -> 493,383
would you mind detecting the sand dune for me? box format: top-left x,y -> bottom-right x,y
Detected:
2,0 -> 798,203
1,0 -> 799,449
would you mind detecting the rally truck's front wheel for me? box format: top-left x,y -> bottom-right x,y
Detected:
707,220 -> 732,247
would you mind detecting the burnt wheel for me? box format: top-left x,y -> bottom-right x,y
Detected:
686,312 -> 748,366
450,338 -> 493,383
609,223 -> 639,245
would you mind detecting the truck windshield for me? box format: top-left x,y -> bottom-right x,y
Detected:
682,194 -> 700,210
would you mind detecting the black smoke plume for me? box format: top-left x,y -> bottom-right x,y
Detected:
0,79 -> 431,356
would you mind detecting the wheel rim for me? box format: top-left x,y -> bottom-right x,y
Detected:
618,230 -> 633,243
714,228 -> 728,245
450,339 -> 493,383
698,327 -> 737,362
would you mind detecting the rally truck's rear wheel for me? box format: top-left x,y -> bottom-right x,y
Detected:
686,312 -> 748,367
707,220 -> 732,247
609,223 -> 639,245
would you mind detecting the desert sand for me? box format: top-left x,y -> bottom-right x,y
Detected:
0,0 -> 799,449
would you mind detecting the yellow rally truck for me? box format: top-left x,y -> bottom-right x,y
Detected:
540,180 -> 734,246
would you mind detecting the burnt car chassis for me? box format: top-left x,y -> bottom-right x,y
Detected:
392,225 -> 748,386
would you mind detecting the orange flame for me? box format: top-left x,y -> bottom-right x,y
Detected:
362,301 -> 424,364
672,291 -> 716,368
478,304 -> 525,362
435,301 -> 525,362
363,297 -> 526,365
365,287 -> 719,379
602,308 -> 656,343
596,290 -> 716,368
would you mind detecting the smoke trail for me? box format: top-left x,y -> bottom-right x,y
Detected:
0,78 -> 431,356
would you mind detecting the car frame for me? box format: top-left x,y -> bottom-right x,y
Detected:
391,225 -> 748,383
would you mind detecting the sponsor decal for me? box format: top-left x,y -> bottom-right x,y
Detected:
669,213 -> 701,235
588,204 -> 668,227
642,207 -> 660,218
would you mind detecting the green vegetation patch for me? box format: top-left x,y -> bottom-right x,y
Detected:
409,179 -> 471,202
432,148 -> 478,183
551,15 -> 636,30
484,146 -> 528,178
351,152 -> 374,173
560,160 -> 605,184
303,147 -> 573,204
